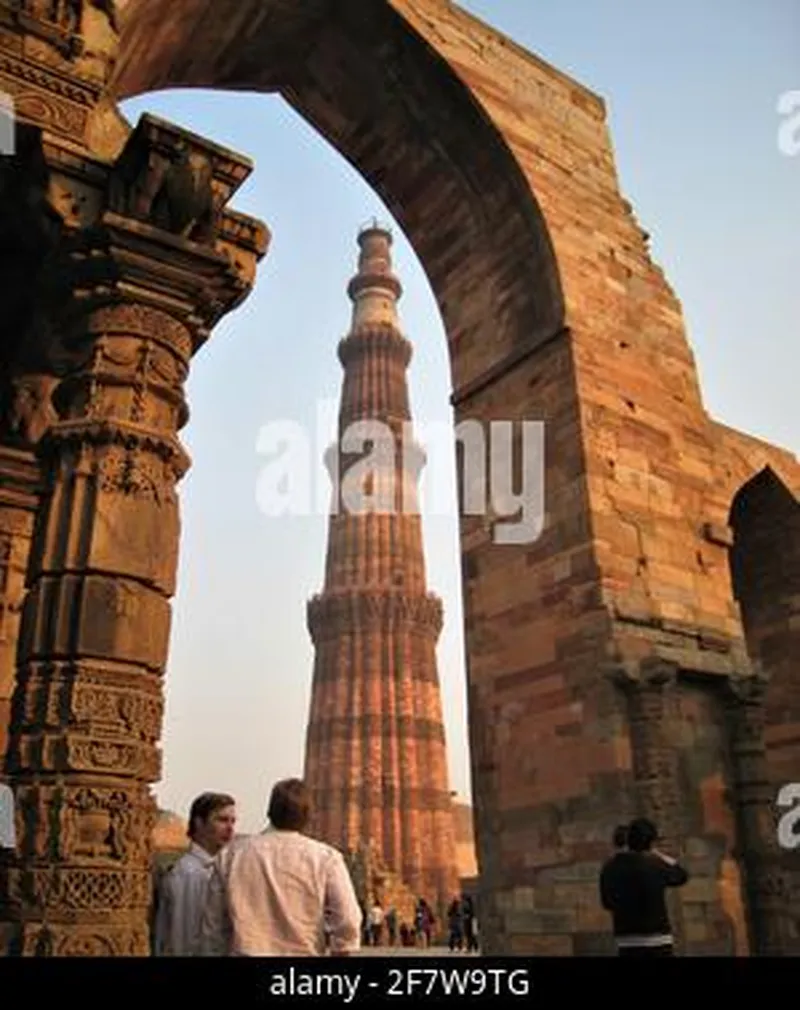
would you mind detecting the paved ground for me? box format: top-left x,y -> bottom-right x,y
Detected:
360,946 -> 480,957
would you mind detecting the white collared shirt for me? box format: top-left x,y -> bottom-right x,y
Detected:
154,842 -> 216,956
201,828 -> 362,956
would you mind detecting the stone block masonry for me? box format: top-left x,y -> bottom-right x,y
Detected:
0,0 -> 796,955
303,225 -> 460,919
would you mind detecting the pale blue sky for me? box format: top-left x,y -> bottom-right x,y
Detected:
120,1 -> 799,833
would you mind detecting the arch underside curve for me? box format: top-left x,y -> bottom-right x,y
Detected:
728,466 -> 800,782
729,464 -> 800,603
730,465 -> 800,519
113,0 -> 565,395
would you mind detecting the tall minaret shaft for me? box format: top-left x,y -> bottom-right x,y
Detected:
304,224 -> 459,913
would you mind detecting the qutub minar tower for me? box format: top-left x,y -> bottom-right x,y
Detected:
303,224 -> 460,912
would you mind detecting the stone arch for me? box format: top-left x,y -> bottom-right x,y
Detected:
10,0 -> 799,958
113,0 -> 566,396
710,422 -> 800,511
729,466 -> 800,785
106,0 -> 575,955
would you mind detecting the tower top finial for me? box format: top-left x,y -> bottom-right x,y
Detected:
348,220 -> 402,326
358,218 -> 393,246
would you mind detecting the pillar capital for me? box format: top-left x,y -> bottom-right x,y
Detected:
72,111 -> 270,350
638,656 -> 679,689
604,655 -> 679,694
724,668 -> 771,709
2,114 -> 269,459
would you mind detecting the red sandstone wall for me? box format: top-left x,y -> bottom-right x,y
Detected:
398,0 -> 800,672
398,0 -> 800,953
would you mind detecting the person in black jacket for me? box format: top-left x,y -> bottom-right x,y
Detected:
599,817 -> 688,956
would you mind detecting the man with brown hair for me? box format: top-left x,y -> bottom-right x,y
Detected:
154,791 -> 236,956
201,777 -> 362,956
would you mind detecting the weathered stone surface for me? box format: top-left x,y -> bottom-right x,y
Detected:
453,802 -> 478,881
0,3 -> 269,954
0,448 -> 39,761
304,227 -> 459,920
0,0 -> 796,956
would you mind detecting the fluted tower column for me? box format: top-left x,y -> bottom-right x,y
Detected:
304,225 -> 459,914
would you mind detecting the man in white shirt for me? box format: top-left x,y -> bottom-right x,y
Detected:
201,778 -> 362,956
368,901 -> 384,946
153,791 -> 236,956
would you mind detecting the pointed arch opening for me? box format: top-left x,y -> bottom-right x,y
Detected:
113,0 -> 566,397
110,0 -> 569,946
729,466 -> 800,784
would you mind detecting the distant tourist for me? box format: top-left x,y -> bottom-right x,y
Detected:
414,897 -> 435,947
201,777 -> 362,956
368,900 -> 384,945
463,894 -> 478,952
447,896 -> 464,951
386,905 -> 398,946
599,817 -> 689,956
153,791 -> 236,956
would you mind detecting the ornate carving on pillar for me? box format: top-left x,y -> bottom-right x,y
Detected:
0,123 -> 69,764
0,0 -> 120,149
0,111 -> 269,956
723,670 -> 796,955
0,0 -> 134,764
0,449 -> 39,761
611,659 -> 683,841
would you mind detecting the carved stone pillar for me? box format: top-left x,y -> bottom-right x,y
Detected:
0,120 -> 64,761
0,115 -> 268,956
0,384 -> 59,766
613,657 -> 686,948
0,447 -> 41,761
724,671 -> 796,955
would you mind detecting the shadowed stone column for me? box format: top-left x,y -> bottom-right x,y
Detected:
0,123 -> 64,760
0,114 -> 268,956
612,658 -> 687,951
0,449 -> 40,762
723,671 -> 797,955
